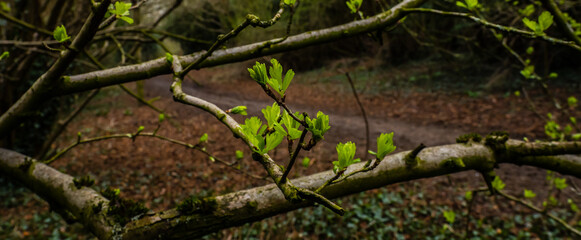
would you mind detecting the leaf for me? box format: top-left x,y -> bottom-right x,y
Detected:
524,189 -> 536,198
491,176 -> 505,191
376,132 -> 396,159
199,133 -> 208,143
549,72 -> 558,78
0,51 -> 8,61
526,46 -> 534,55
230,105 -> 248,115
284,0 -> 296,6
120,16 -> 134,24
567,96 -> 577,108
112,1 -> 131,16
268,59 -> 283,91
302,157 -> 310,168
235,150 -> 244,159
443,210 -> 455,224
568,199 -> 579,212
282,69 -> 294,95
465,0 -> 478,9
538,11 -> 553,32
334,142 -> 360,173
262,131 -> 285,153
465,191 -> 473,201
346,0 -> 362,14
520,65 -> 535,79
282,110 -> 302,140
554,177 -> 567,190
248,62 -> 268,85
518,4 -> 535,17
53,25 -> 71,43
308,111 -> 330,141
456,1 -> 467,9
522,18 -> 539,33
240,117 -> 264,147
261,102 -> 280,128
165,53 -> 173,63
0,2 -> 9,12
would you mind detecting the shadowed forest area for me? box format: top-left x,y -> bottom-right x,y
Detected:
1,0 -> 581,239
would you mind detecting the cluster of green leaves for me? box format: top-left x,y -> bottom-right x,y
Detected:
248,59 -> 294,98
333,142 -> 360,173
0,1 -> 10,12
107,1 -> 134,24
456,0 -> 479,11
563,12 -> 581,36
522,11 -> 553,35
545,112 -> 580,141
345,0 -> 362,14
239,103 -> 300,154
53,25 -> 70,43
369,132 -> 396,159
305,111 -> 330,141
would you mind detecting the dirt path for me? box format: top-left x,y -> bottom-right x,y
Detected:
146,74 -> 465,151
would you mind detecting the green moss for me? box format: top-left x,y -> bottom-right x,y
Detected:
18,157 -> 34,172
247,200 -> 258,209
73,175 -> 95,189
485,131 -> 509,151
92,201 -> 104,214
100,187 -> 148,225
441,157 -> 466,169
177,196 -> 217,215
456,133 -> 482,144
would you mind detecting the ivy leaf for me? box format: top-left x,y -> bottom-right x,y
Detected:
491,176 -> 505,191
333,142 -> 360,173
443,210 -> 455,224
554,177 -> 568,190
53,25 -> 71,43
376,132 -> 396,159
538,11 -> 553,32
261,102 -> 280,128
524,189 -> 536,198
248,62 -> 268,86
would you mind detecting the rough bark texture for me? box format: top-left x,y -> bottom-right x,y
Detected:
2,140 -> 580,239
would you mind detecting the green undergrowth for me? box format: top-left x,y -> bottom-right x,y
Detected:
214,183 -> 578,239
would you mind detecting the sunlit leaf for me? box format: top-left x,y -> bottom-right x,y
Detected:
53,25 -> 71,43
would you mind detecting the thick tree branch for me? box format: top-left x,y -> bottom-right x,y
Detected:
56,0 -> 427,95
2,139 -> 580,239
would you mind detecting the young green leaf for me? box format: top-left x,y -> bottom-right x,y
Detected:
346,0 -> 362,14
0,51 -> 8,61
518,4 -> 535,17
524,189 -> 536,198
282,110 -> 302,140
568,96 -> 578,108
282,69 -> 294,95
549,72 -> 558,78
262,130 -> 285,153
284,0 -> 296,6
268,59 -> 283,90
333,142 -> 360,173
491,176 -> 505,191
235,150 -> 244,159
240,117 -> 265,147
158,113 -> 166,123
456,0 -> 478,11
522,18 -> 540,34
538,11 -> 553,32
0,1 -> 10,12
110,1 -> 133,24
302,157 -> 311,168
229,105 -> 248,115
568,199 -> 579,212
465,191 -> 473,201
248,62 -> 268,85
376,132 -> 396,159
526,46 -> 534,55
554,177 -> 567,190
261,102 -> 280,128
307,111 -> 331,141
443,210 -> 455,224
199,133 -> 209,143
165,53 -> 174,63
53,25 -> 71,43
520,65 -> 535,79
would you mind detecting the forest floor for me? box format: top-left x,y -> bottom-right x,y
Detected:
2,61 -> 581,239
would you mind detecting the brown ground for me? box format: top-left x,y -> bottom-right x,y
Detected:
2,63 -> 580,238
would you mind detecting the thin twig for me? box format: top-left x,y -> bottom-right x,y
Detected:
280,128 -> 308,183
344,73 -> 370,159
